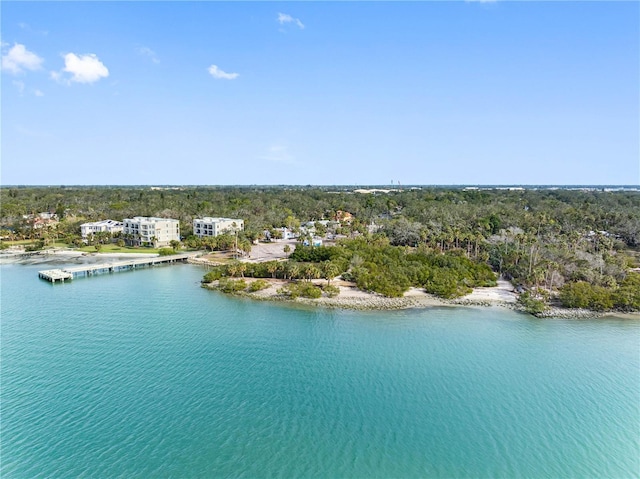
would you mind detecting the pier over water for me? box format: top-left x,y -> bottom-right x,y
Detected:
38,253 -> 195,283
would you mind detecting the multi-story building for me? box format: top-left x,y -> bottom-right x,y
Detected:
80,219 -> 123,239
122,217 -> 180,247
193,217 -> 244,238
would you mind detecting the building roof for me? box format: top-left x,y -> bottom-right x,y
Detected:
81,219 -> 123,227
124,217 -> 179,223
195,217 -> 243,222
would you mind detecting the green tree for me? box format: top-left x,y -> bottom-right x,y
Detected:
239,238 -> 252,257
266,261 -> 279,279
517,291 -> 547,315
303,264 -> 321,282
321,261 -> 340,285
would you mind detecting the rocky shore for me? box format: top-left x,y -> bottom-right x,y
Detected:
6,249 -> 635,319
1,249 -> 161,266
202,277 -> 639,319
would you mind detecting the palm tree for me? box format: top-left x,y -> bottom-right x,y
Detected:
304,264 -> 321,282
227,262 -> 238,278
266,262 -> 278,279
288,263 -> 301,281
322,261 -> 339,285
236,262 -> 247,278
239,238 -> 252,257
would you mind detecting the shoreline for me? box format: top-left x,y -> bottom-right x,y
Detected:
203,277 -> 640,319
0,249 -> 160,266
3,248 -> 637,319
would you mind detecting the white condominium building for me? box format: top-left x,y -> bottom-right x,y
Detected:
193,217 -> 244,238
123,217 -> 180,247
80,219 -> 124,239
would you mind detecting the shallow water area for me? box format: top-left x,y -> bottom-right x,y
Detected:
2,263 -> 639,478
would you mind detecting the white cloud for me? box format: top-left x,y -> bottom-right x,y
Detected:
34,89 -> 44,97
54,53 -> 109,84
137,46 -> 159,64
2,43 -> 43,74
277,13 -> 304,30
208,64 -> 239,80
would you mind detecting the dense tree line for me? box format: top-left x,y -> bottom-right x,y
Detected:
2,186 -> 639,310
2,186 -> 639,245
203,238 -> 496,299
559,274 -> 640,311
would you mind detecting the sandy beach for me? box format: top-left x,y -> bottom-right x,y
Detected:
205,277 -> 639,318
0,249 -> 159,266
205,276 -> 520,311
5,248 -> 636,318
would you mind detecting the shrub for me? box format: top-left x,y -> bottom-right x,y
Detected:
158,248 -> 175,256
298,283 -> 322,298
424,270 -> 460,299
289,245 -> 337,263
202,269 -> 223,283
517,292 -> 547,315
277,282 -> 322,299
277,285 -> 297,298
323,284 -> 340,297
248,279 -> 270,292
615,273 -> 640,310
559,282 -> 592,308
25,240 -> 45,251
218,278 -> 246,293
559,281 -> 615,311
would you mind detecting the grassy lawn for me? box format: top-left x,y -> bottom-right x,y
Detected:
77,244 -> 162,254
1,239 -> 179,255
1,239 -> 38,246
1,240 -> 73,248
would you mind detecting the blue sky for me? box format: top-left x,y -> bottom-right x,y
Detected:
1,1 -> 638,185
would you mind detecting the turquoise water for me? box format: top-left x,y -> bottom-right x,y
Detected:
1,262 -> 639,478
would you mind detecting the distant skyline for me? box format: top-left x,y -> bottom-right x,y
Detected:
2,1 -> 638,185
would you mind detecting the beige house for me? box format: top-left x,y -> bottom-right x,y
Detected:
123,217 -> 180,247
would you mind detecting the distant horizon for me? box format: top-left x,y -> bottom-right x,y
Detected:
3,184 -> 639,189
2,2 -> 638,185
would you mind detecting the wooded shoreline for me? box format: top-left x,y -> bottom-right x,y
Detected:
2,186 -> 639,315
202,277 -> 639,319
2,247 -> 637,318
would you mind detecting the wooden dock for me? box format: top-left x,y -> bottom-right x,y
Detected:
38,253 -> 195,283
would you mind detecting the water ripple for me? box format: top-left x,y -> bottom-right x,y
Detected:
2,264 -> 639,478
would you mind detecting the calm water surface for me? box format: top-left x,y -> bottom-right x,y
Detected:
1,262 -> 639,478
